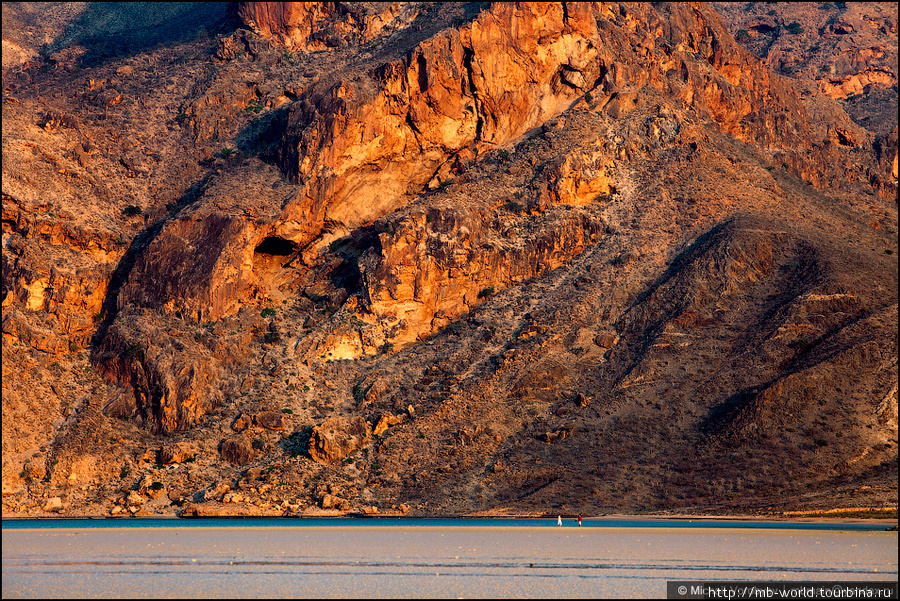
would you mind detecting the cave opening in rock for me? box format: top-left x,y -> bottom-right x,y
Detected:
255,236 -> 297,256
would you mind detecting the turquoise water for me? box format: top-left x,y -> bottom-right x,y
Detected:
2,516 -> 894,530
3,519 -> 897,598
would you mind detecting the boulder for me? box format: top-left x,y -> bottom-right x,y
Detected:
540,424 -> 576,444
159,441 -> 196,465
22,461 -> 46,483
126,491 -> 146,506
219,435 -> 256,465
372,412 -> 403,437
42,497 -> 63,512
320,493 -> 346,510
254,410 -> 284,431
223,492 -> 245,504
231,412 -> 252,432
204,482 -> 231,502
308,416 -> 371,464
593,331 -> 619,349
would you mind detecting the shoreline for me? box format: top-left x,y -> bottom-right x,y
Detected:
3,511 -> 897,528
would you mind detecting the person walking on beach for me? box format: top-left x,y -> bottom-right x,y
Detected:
577,515 -> 582,527
557,515 -> 562,527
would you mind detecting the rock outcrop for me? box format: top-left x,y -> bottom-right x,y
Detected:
219,435 -> 256,465
237,2 -> 422,51
308,416 -> 371,463
159,441 -> 197,465
96,307 -> 222,435
114,1 -> 890,341
713,1 -> 898,137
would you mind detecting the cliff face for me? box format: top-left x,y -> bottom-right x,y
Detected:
237,2 -> 422,52
2,2 -> 896,518
113,1 -> 889,345
712,2 -> 897,107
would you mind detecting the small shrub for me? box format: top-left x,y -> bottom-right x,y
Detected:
786,22 -> 803,35
150,482 -> 164,491
120,464 -> 131,478
264,332 -> 280,343
788,338 -> 810,350
281,408 -> 293,414
447,321 -> 465,334
123,205 -> 142,216
478,286 -> 495,299
261,307 -> 276,318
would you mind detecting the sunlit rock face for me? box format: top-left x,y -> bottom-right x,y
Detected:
237,2 -> 422,52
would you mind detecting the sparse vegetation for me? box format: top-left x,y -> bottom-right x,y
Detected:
789,338 -> 810,350
2,0 -> 895,522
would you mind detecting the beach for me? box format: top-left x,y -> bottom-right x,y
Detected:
3,518 -> 897,598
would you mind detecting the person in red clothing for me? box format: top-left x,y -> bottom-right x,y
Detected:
577,515 -> 582,527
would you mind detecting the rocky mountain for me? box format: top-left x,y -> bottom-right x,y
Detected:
2,2 -> 896,518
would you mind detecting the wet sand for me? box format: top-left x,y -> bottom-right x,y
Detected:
3,522 -> 897,598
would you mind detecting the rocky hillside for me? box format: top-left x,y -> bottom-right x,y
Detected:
2,2 -> 897,518
713,1 -> 897,136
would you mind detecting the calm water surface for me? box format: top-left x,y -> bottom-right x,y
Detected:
3,518 -> 897,598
